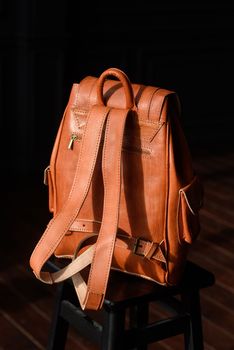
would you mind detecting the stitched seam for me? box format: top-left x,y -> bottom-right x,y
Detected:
70,228 -> 98,233
74,81 -> 82,106
100,114 -> 119,293
137,87 -> 155,119
88,110 -> 127,295
32,107 -> 110,271
89,291 -> 102,296
71,114 -> 159,124
88,79 -> 98,110
74,77 -> 92,107
87,115 -> 112,294
72,109 -> 88,114
147,88 -> 159,119
73,122 -> 85,136
148,88 -> 160,120
98,113 -> 126,292
73,218 -> 102,224
67,108 -> 107,203
70,115 -> 162,125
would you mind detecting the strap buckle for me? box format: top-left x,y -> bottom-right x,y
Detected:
133,237 -> 145,256
132,238 -> 166,263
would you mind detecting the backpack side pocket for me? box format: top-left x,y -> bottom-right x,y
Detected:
177,176 -> 203,244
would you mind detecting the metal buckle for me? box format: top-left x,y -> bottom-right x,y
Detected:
133,237 -> 145,256
43,165 -> 50,185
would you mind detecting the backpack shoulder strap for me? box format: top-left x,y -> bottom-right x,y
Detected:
83,107 -> 129,309
30,104 -> 110,281
70,107 -> 129,310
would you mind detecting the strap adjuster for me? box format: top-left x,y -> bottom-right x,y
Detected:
133,237 -> 146,256
132,238 -> 166,264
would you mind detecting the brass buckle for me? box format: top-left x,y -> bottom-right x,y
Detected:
133,237 -> 145,256
43,165 -> 50,185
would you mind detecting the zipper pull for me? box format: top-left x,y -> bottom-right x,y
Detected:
68,134 -> 78,150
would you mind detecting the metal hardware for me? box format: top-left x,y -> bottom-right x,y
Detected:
43,165 -> 50,185
68,134 -> 78,150
133,237 -> 145,256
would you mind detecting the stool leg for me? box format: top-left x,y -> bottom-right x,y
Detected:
47,283 -> 69,350
182,291 -> 204,350
101,309 -> 125,350
129,303 -> 149,350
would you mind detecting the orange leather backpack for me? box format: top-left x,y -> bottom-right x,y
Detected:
30,68 -> 203,310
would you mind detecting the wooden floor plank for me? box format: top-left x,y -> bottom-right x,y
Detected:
149,341 -> 172,350
157,335 -> 185,350
0,280 -> 52,347
201,297 -> 234,337
201,285 -> 234,315
0,311 -> 42,350
198,230 -> 234,254
191,239 -> 234,270
202,317 -> 234,350
0,265 -> 82,349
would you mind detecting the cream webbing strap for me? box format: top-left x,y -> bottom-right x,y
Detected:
29,105 -> 110,282
72,108 -> 129,310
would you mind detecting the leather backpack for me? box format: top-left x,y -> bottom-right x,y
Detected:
30,68 -> 203,310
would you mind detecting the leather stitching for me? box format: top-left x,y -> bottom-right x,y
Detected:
147,88 -> 159,119
31,106 -> 110,275
87,110 -> 128,297
87,115 -> 112,295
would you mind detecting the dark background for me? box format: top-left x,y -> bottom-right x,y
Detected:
0,3 -> 234,348
0,1 -> 234,182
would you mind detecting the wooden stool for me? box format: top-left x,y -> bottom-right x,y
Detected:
46,261 -> 214,350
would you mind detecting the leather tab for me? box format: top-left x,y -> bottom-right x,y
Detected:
152,245 -> 167,264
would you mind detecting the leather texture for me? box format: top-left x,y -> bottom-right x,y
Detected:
30,68 -> 203,310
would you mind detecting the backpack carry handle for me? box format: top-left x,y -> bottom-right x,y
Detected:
97,68 -> 135,109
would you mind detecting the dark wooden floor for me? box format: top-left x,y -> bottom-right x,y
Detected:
1,150 -> 234,349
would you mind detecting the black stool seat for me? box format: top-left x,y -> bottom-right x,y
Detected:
46,260 -> 215,350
